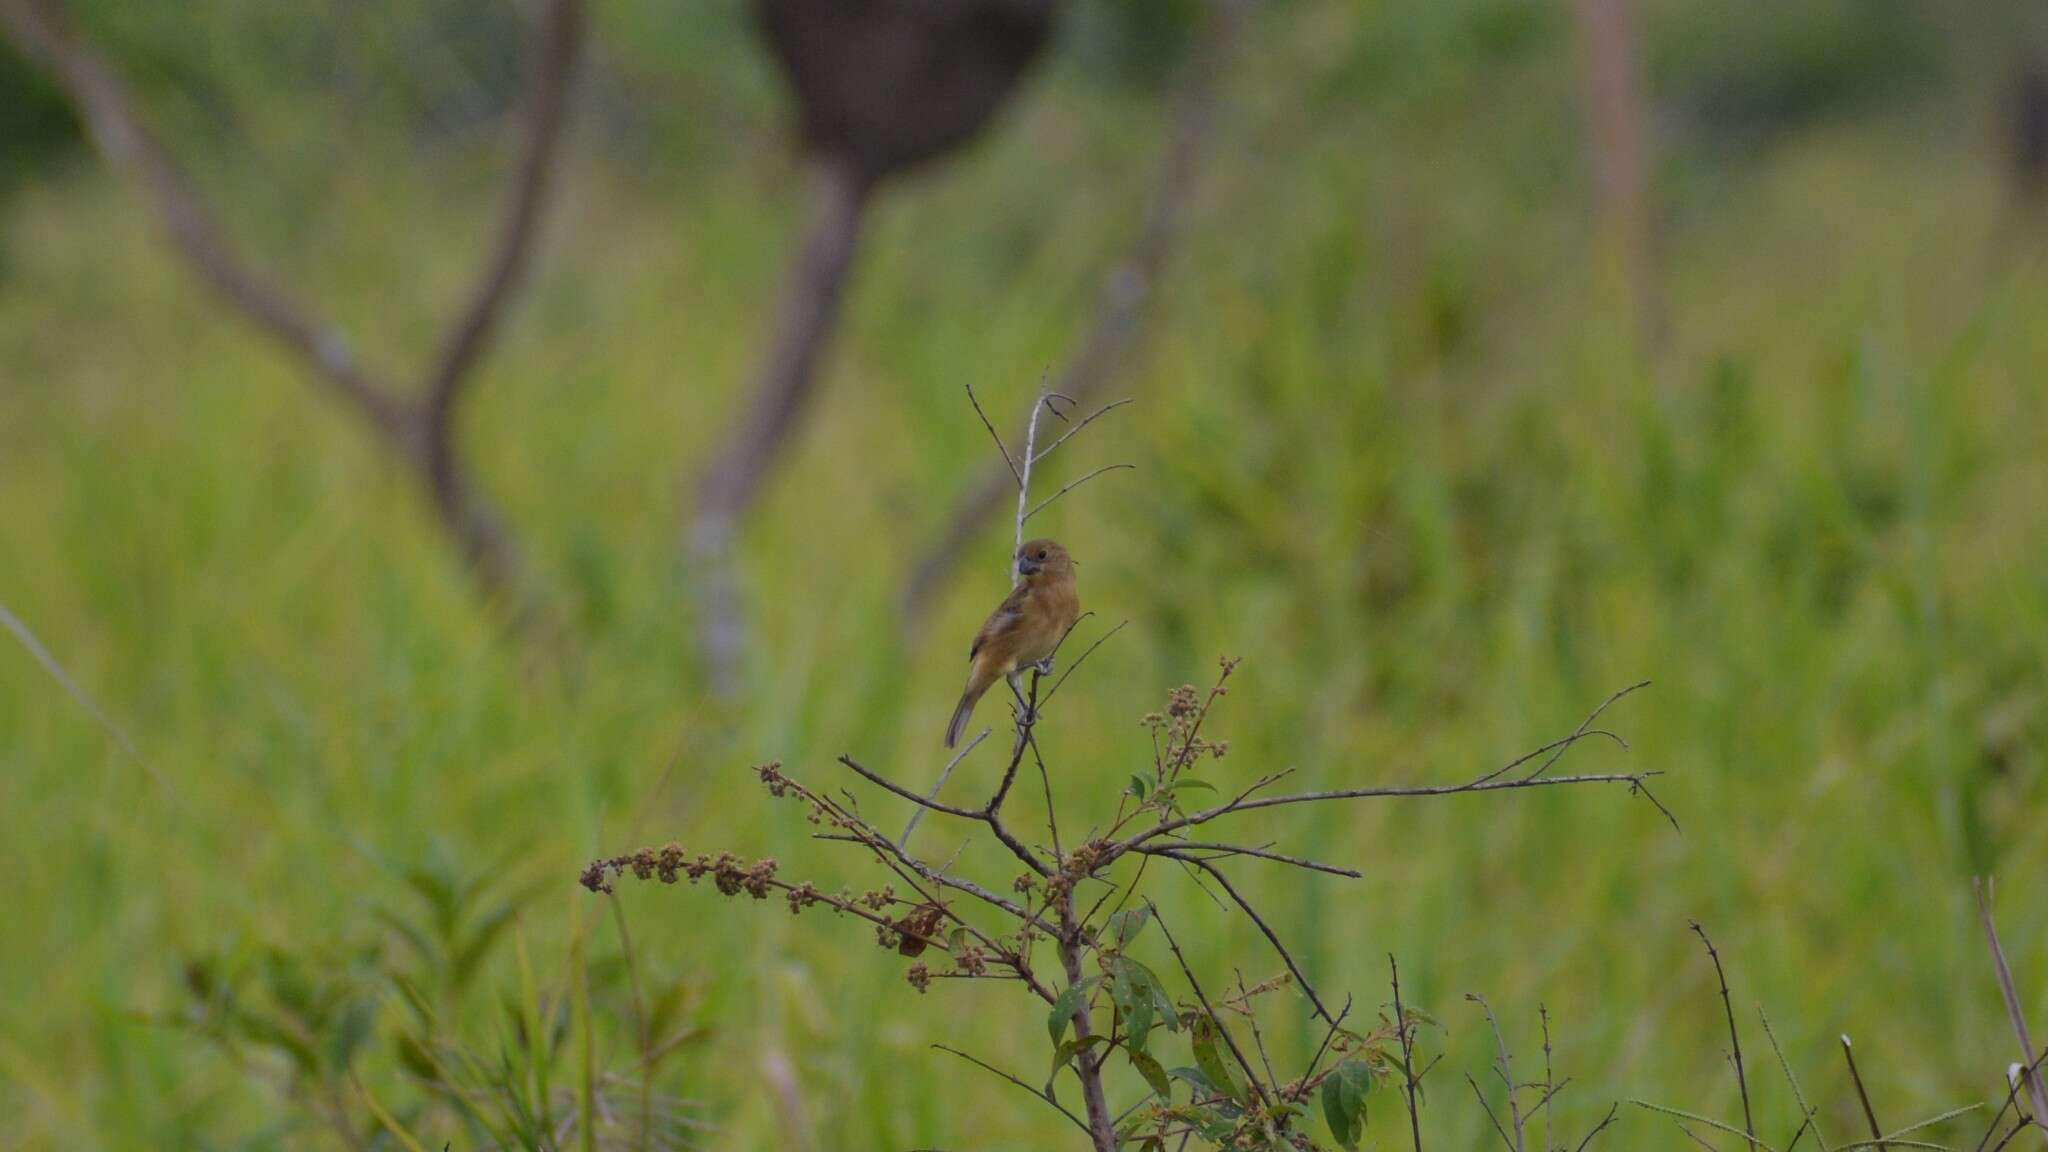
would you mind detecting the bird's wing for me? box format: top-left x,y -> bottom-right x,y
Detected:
969,584 -> 1030,662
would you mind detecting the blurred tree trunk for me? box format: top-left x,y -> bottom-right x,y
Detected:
685,0 -> 1058,692
0,0 -> 583,632
1573,0 -> 1658,349
688,159 -> 872,687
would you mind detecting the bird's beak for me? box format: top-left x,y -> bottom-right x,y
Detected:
1017,555 -> 1042,576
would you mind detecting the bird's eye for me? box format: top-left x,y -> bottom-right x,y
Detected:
1036,549 -> 1049,560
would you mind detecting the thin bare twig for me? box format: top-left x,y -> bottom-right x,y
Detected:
1840,1035 -> 1886,1150
1973,1049 -> 2048,1152
1975,878 -> 2048,1137
1112,683 -> 1669,851
933,1045 -> 1090,1135
1471,1073 -> 1518,1152
964,380 -> 1023,488
1542,1005 -> 1558,1152
1033,398 -> 1135,463
1760,1005 -> 1831,1152
903,727 -> 991,849
1634,1100 -> 1782,1152
1151,904 -> 1270,1107
1118,767 -> 1671,852
1042,619 -> 1130,706
899,0 -> 1251,623
1142,842 -> 1361,878
1577,1105 -> 1622,1152
0,600 -> 162,791
1024,463 -> 1137,522
1180,855 -> 1334,1026
1691,922 -> 1759,1152
1392,955 -> 1426,1152
1469,995 -> 1524,1152
1236,970 -> 1280,1090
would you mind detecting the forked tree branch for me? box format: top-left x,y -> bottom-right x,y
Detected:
0,0 -> 584,610
689,160 -> 873,689
899,0 -> 1252,625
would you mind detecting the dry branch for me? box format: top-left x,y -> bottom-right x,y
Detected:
594,380 -> 1675,1151
0,0 -> 584,612
688,160 -> 873,688
1692,921 -> 1760,1152
1975,879 -> 2048,1140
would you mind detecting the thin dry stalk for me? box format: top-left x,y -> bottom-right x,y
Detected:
1392,955 -> 1426,1152
1840,1035 -> 1886,1150
1975,879 -> 2048,1138
899,0 -> 1253,624
1692,922 -> 1760,1152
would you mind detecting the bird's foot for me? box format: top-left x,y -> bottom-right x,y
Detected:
1034,657 -> 1055,676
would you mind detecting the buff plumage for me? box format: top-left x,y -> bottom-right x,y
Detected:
945,538 -> 1081,747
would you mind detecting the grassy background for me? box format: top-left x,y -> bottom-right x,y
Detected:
3,1 -> 2047,1148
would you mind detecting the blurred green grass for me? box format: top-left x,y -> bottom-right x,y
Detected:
3,4 -> 2048,1149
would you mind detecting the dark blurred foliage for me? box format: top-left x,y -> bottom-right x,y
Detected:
755,0 -> 1057,182
0,0 -> 2020,186
0,37 -> 74,186
1650,0 -> 1939,149
1066,0 -> 1206,88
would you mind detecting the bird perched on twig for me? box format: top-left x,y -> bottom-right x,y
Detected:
945,538 -> 1080,747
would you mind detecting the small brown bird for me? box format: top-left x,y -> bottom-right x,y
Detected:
945,538 -> 1081,747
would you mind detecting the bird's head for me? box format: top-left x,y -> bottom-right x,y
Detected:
1015,538 -> 1075,585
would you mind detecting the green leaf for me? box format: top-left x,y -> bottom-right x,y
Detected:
1322,1071 -> 1358,1148
1192,1017 -> 1245,1104
1106,906 -> 1152,948
450,900 -> 522,992
262,948 -> 314,1018
394,1032 -> 438,1081
1047,1034 -> 1106,1101
1174,778 -> 1217,793
1129,1048 -> 1171,1098
1169,1065 -> 1214,1093
233,1008 -> 321,1074
403,865 -> 460,939
1048,977 -> 1101,1047
1110,960 -> 1154,1053
326,998 -> 375,1070
1128,774 -> 1149,799
1322,1058 -> 1373,1149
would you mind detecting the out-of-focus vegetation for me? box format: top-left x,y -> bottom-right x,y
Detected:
2,0 -> 2046,1148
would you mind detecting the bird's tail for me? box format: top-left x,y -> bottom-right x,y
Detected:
944,680 -> 987,749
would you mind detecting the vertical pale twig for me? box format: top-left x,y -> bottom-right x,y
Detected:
902,727 -> 991,850
1469,994 -> 1524,1152
1976,878 -> 2048,1137
691,161 -> 873,689
1013,389 -> 1056,585
761,1045 -> 815,1152
898,0 -> 1252,624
